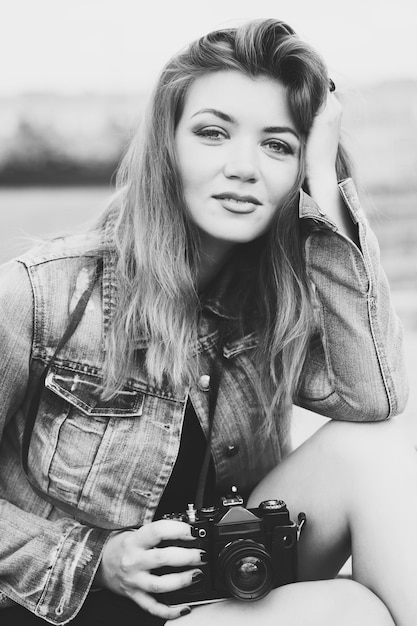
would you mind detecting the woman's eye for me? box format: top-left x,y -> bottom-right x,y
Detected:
194,127 -> 227,141
264,139 -> 293,155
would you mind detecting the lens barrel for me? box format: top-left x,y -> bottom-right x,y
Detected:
218,539 -> 274,601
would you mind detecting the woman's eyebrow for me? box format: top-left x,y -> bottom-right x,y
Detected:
263,126 -> 300,139
191,108 -> 236,123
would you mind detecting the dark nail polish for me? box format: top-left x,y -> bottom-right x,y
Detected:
200,551 -> 207,563
180,607 -> 191,616
192,570 -> 203,582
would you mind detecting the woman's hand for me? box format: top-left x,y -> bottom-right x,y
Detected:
304,92 -> 358,244
95,520 -> 205,620
305,91 -> 342,188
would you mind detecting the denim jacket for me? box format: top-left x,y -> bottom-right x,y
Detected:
0,179 -> 408,623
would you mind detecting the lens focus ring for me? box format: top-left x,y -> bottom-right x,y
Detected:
218,539 -> 274,601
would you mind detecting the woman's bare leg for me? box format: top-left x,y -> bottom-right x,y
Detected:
177,418 -> 417,625
247,418 -> 417,625
176,579 -> 394,625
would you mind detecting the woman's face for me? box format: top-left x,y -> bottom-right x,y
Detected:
175,70 -> 301,258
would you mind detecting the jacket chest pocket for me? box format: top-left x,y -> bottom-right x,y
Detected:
29,368 -> 144,508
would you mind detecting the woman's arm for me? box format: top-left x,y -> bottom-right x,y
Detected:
297,182 -> 408,421
0,260 -> 110,623
0,260 -> 204,623
304,92 -> 359,245
296,93 -> 408,420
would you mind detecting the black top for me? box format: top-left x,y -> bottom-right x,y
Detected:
154,400 -> 216,519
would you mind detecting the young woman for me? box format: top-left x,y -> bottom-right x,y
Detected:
0,18 -> 414,626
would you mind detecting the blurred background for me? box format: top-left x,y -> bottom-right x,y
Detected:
1,0 -> 416,441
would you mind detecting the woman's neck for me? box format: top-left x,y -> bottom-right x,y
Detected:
196,236 -> 235,291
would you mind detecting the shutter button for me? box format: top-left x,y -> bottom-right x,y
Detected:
198,374 -> 211,391
225,444 -> 239,457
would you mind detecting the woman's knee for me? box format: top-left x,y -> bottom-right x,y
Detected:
303,417 -> 415,477
249,418 -> 413,509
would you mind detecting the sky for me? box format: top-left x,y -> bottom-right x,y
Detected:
1,0 -> 416,96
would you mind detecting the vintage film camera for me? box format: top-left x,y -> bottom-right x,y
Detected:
156,487 -> 306,605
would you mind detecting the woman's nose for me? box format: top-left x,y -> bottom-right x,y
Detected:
223,143 -> 259,182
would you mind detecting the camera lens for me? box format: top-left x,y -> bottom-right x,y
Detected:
233,556 -> 268,592
218,540 -> 274,601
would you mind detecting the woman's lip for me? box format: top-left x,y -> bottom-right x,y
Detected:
214,196 -> 258,214
213,193 -> 261,205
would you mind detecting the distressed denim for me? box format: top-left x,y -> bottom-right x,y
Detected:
0,179 -> 408,623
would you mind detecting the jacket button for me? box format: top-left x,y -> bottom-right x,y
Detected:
198,375 -> 211,391
225,444 -> 239,457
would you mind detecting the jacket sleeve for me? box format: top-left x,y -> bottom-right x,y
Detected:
296,179 -> 409,421
0,260 -> 111,624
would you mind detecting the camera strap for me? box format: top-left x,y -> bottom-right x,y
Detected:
194,321 -> 226,511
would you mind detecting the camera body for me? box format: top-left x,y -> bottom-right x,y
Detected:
156,489 -> 306,605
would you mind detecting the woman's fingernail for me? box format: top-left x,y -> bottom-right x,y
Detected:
180,607 -> 191,616
200,550 -> 207,562
192,570 -> 204,582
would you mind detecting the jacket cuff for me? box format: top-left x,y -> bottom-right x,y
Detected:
299,178 -> 365,228
33,524 -> 111,624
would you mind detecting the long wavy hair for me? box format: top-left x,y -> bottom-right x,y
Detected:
95,18 -> 352,438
